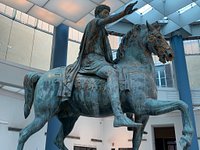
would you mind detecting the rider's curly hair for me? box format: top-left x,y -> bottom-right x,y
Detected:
95,5 -> 110,17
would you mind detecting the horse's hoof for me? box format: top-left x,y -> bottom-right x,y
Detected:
113,115 -> 142,128
179,136 -> 192,150
179,137 -> 187,149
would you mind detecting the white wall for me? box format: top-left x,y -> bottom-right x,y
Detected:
186,55 -> 200,89
0,89 -> 47,150
102,117 -> 133,149
67,41 -> 80,65
0,60 -> 44,87
65,117 -> 104,150
0,14 -> 53,71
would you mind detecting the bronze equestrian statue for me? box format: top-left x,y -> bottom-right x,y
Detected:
63,1 -> 141,128
17,2 -> 193,150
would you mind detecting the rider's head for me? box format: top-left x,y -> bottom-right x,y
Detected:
95,5 -> 110,18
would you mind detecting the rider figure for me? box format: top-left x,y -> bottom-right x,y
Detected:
77,2 -> 141,127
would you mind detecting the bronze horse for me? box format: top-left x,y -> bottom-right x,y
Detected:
17,22 -> 193,150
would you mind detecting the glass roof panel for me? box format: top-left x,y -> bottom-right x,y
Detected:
2,86 -> 22,92
177,2 -> 197,14
136,4 -> 152,15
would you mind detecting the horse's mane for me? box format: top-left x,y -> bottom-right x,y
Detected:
115,24 -> 146,62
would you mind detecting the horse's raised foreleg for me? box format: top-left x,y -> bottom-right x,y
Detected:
131,115 -> 149,150
55,116 -> 79,150
142,99 -> 193,149
17,116 -> 47,150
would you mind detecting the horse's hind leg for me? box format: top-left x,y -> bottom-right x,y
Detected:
143,99 -> 193,149
131,115 -> 149,150
55,116 -> 79,150
17,116 -> 47,150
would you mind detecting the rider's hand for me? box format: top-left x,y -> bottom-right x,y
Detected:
124,1 -> 138,15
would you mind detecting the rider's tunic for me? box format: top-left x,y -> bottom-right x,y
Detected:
79,18 -> 114,74
63,18 -> 115,99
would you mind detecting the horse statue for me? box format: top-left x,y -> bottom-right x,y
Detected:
17,22 -> 193,150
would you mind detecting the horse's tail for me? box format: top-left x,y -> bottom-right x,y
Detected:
23,72 -> 42,119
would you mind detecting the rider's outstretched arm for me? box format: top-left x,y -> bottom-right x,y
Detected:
97,1 -> 138,26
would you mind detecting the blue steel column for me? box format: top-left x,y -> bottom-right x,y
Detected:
45,24 -> 69,150
170,35 -> 199,150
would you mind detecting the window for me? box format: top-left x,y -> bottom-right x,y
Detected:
136,4 -> 152,15
156,69 -> 167,87
68,28 -> 121,50
108,35 -> 120,50
27,15 -> 37,27
15,10 -> 21,21
49,24 -> 54,33
20,12 -> 29,24
37,19 -> 54,33
67,40 -> 80,65
69,27 -> 83,42
0,3 -> 6,13
184,39 -> 200,55
0,2 -> 54,34
155,64 -> 173,87
4,5 -> 14,18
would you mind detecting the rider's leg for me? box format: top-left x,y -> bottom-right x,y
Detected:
96,66 -> 142,127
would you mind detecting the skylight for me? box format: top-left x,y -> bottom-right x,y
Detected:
2,86 -> 22,92
0,84 -> 25,95
136,4 -> 153,15
177,2 -> 197,14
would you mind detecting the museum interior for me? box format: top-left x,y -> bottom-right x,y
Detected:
0,0 -> 200,150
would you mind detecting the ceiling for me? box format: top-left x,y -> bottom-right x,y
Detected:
0,0 -> 200,38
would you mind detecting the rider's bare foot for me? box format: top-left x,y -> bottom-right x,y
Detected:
113,115 -> 142,128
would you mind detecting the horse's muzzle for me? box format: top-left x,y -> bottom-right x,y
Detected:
159,48 -> 174,63
165,48 -> 174,61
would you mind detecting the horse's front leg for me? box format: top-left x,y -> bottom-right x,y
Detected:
142,99 -> 193,150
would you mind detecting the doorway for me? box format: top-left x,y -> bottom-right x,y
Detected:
154,126 -> 176,150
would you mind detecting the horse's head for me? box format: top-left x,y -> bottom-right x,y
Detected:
145,21 -> 174,63
116,22 -> 174,64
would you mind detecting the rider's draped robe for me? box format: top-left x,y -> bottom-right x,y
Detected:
63,18 -> 115,100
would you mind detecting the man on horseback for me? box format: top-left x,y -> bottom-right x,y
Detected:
64,1 -> 141,127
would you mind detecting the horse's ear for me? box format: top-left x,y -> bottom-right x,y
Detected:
152,21 -> 161,31
146,21 -> 153,31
